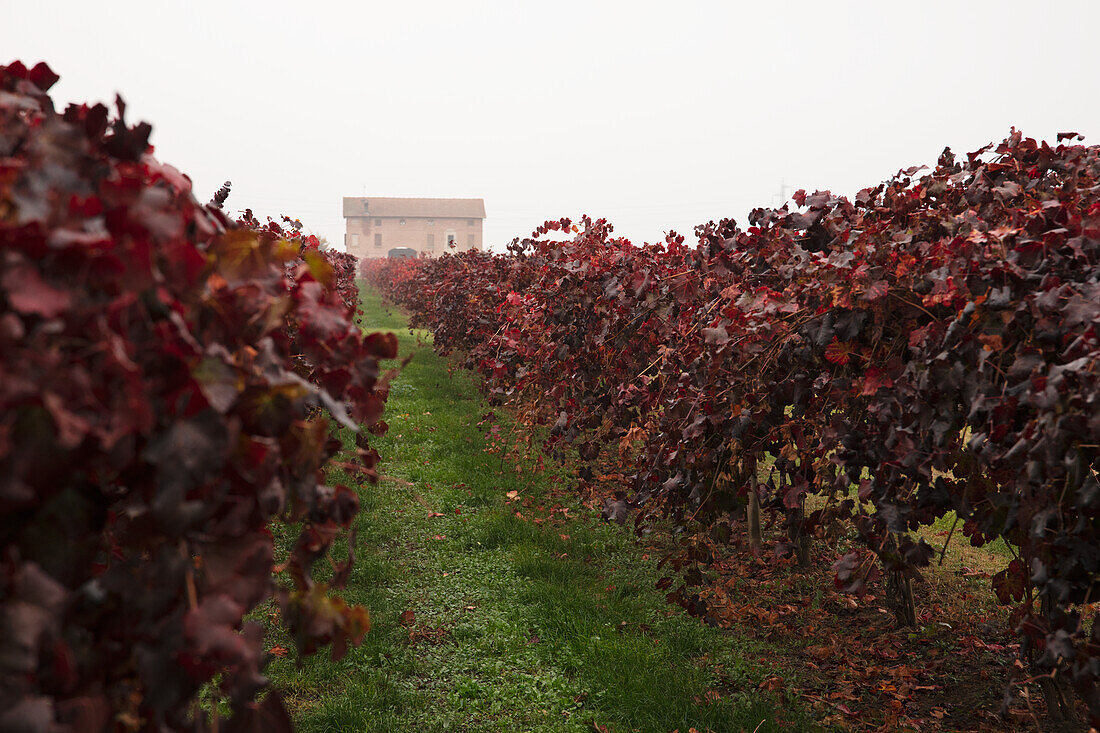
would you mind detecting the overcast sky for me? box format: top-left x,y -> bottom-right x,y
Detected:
4,1 -> 1098,251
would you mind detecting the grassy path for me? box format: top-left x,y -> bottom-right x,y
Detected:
262,287 -> 815,732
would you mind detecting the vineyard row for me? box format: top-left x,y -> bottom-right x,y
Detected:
364,131 -> 1100,725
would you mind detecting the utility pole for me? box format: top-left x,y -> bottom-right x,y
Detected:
771,178 -> 792,208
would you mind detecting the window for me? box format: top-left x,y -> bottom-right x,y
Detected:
375,218 -> 382,225
374,233 -> 382,248
467,219 -> 475,226
399,219 -> 406,226
467,234 -> 474,247
350,233 -> 360,248
426,233 -> 434,249
446,234 -> 455,247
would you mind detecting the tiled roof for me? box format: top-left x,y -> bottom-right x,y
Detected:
342,197 -> 485,218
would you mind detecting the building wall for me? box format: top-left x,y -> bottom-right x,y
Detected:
346,215 -> 483,259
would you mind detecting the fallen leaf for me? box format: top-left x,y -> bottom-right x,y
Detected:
399,610 -> 415,626
759,675 -> 784,691
408,625 -> 449,645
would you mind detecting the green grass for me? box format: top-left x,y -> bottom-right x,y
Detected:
259,284 -> 818,733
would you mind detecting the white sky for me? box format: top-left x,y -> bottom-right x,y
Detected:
3,1 -> 1098,251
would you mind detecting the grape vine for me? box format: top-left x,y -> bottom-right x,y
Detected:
0,61 -> 395,731
365,131 -> 1099,724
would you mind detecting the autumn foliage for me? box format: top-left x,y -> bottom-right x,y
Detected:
365,131 -> 1100,723
0,61 -> 395,731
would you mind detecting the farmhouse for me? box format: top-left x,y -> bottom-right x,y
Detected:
343,197 -> 486,259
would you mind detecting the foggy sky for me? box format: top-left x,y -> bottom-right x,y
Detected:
3,0 -> 1098,251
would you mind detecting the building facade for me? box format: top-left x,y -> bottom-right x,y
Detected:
343,197 -> 486,259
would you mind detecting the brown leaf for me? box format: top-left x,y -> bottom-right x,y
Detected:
759,675 -> 784,691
